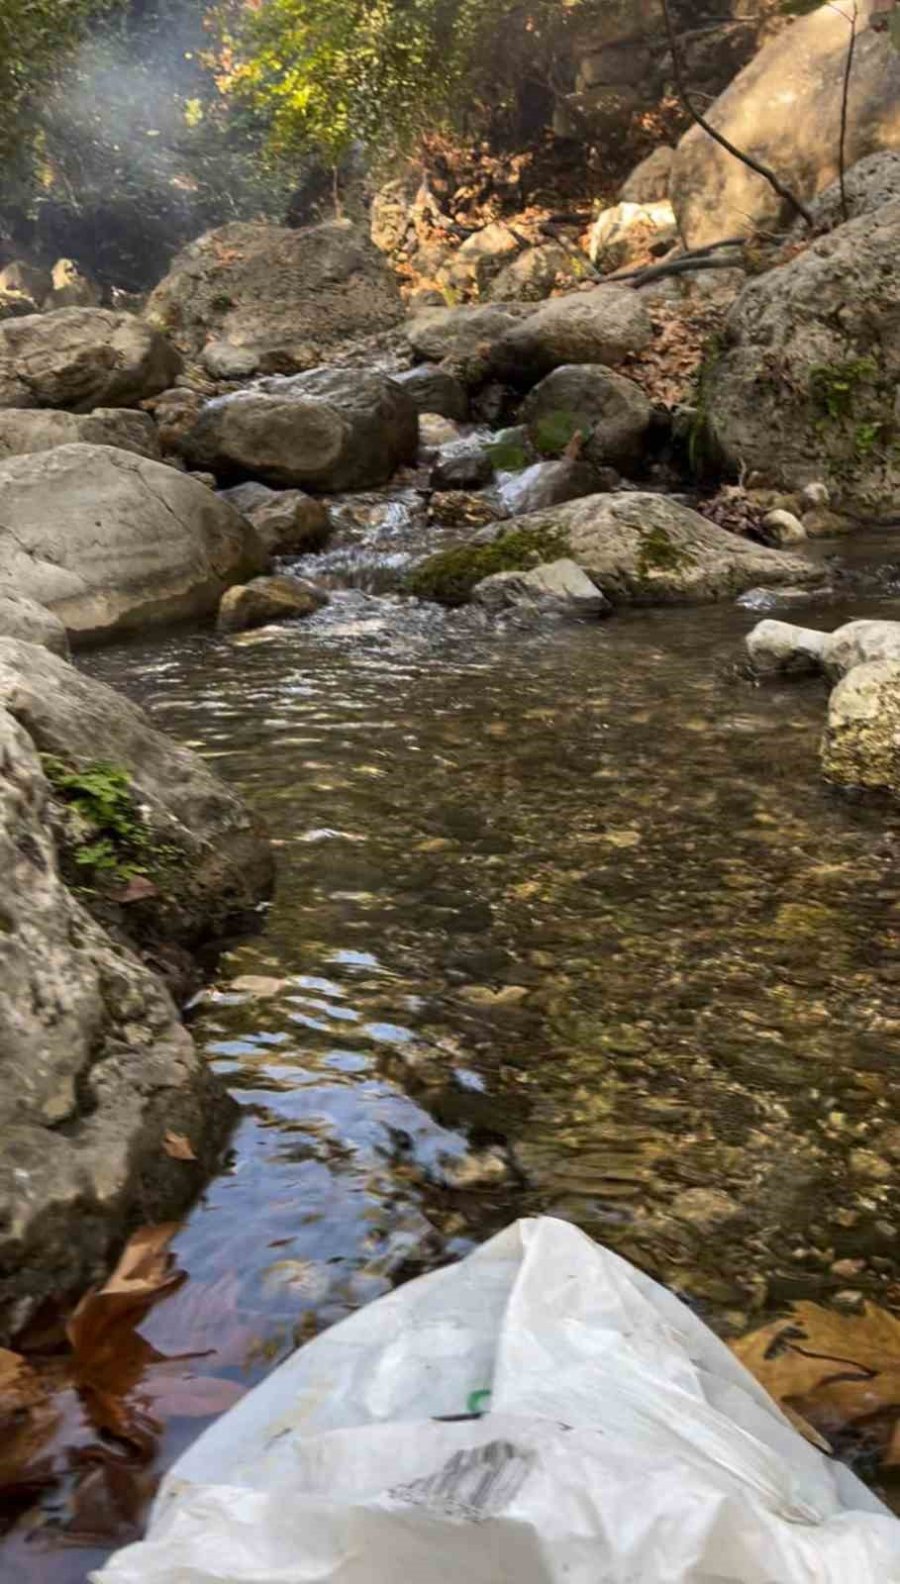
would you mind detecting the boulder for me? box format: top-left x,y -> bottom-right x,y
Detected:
454,222 -> 521,291
145,220 -> 404,363
390,364 -> 469,420
201,342 -> 261,381
588,201 -> 678,272
217,574 -> 328,633
0,588 -> 69,655
670,0 -> 900,247
473,558 -> 612,619
0,443 -> 265,644
178,368 -> 419,491
0,636 -> 274,945
0,308 -> 181,411
619,146 -> 676,204
411,492 -> 818,607
745,619 -> 828,676
419,413 -> 465,451
521,364 -> 653,470
0,705 -> 234,1339
747,616 -> 900,678
0,407 -> 161,462
805,149 -> 900,230
518,493 -> 818,604
496,458 -> 599,516
218,482 -> 331,556
431,437 -> 493,490
0,290 -> 37,322
489,244 -> 584,304
490,287 -> 653,384
407,303 -> 533,384
707,199 -> 900,519
761,508 -> 806,547
822,659 -> 900,795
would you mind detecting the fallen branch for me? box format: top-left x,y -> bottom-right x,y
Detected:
659,0 -> 815,230
838,1 -> 859,222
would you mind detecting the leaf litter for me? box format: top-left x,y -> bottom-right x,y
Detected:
0,1224 -> 252,1547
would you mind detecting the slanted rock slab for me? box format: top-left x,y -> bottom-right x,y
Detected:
473,558 -> 612,619
0,587 -> 69,655
0,307 -> 181,411
0,406 -> 161,462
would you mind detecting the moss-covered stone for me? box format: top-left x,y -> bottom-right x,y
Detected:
636,524 -> 696,578
407,523 -> 570,607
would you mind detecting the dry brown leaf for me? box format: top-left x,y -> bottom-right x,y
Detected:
67,1225 -> 184,1383
733,1300 -> 900,1461
163,1131 -> 197,1162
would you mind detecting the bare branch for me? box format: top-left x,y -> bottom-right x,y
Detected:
839,1 -> 859,222
659,0 -> 815,231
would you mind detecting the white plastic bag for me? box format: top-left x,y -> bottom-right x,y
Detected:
94,1216 -> 900,1583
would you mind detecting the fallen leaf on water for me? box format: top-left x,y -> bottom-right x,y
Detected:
163,1131 -> 197,1161
733,1300 -> 900,1462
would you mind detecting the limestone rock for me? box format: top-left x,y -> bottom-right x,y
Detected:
589,201 -> 677,272
521,364 -> 652,470
619,146 -> 676,204
761,509 -> 806,548
390,364 -> 469,420
0,588 -> 69,655
217,574 -> 328,633
431,437 -> 493,490
406,303 -> 532,385
670,0 -> 900,247
0,443 -> 265,644
145,220 -> 403,364
745,619 -> 828,676
218,482 -> 331,556
201,341 -> 261,381
0,704 -> 236,1339
0,307 -> 181,411
824,619 -> 900,679
0,407 -> 161,462
178,368 -> 418,492
0,259 -> 52,305
489,243 -> 583,303
490,287 -> 653,383
805,149 -> 900,230
0,636 -> 274,945
519,492 -> 819,605
419,414 -> 464,451
707,199 -> 900,519
473,558 -> 612,619
822,659 -> 900,796
0,290 -> 38,321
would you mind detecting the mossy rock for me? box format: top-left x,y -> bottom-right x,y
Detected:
407,523 -> 570,607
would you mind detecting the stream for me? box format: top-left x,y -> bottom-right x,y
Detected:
5,516 -> 900,1579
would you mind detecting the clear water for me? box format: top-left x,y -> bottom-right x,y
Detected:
6,551 -> 900,1578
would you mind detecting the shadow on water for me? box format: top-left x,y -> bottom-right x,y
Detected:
5,553 -> 900,1577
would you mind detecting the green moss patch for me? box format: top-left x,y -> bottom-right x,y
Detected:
636,524 -> 695,578
407,523 -> 570,607
531,409 -> 590,458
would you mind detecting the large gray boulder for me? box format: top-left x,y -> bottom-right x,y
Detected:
490,287 -> 653,384
520,364 -> 652,470
707,200 -> 900,519
670,0 -> 900,247
406,303 -> 532,386
0,406 -> 161,461
0,706 -> 233,1339
390,364 -> 469,420
178,368 -> 419,491
619,146 -> 675,204
519,493 -> 818,605
804,149 -> 900,230
0,587 -> 69,654
0,634 -> 274,1336
0,637 -> 274,945
145,220 -> 404,365
0,443 -> 265,644
0,307 -> 181,411
822,659 -> 900,796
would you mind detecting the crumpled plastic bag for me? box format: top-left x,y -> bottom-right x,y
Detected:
94,1216 -> 900,1583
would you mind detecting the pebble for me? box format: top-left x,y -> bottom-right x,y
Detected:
832,1289 -> 866,1314
830,1257 -> 866,1279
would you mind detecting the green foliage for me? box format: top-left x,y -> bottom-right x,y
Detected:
218,0 -> 580,162
407,522 -> 570,606
687,334 -> 724,478
41,756 -> 159,889
486,430 -> 532,472
0,0 -> 111,162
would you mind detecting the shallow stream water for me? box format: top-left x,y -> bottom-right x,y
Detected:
6,533 -> 900,1579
